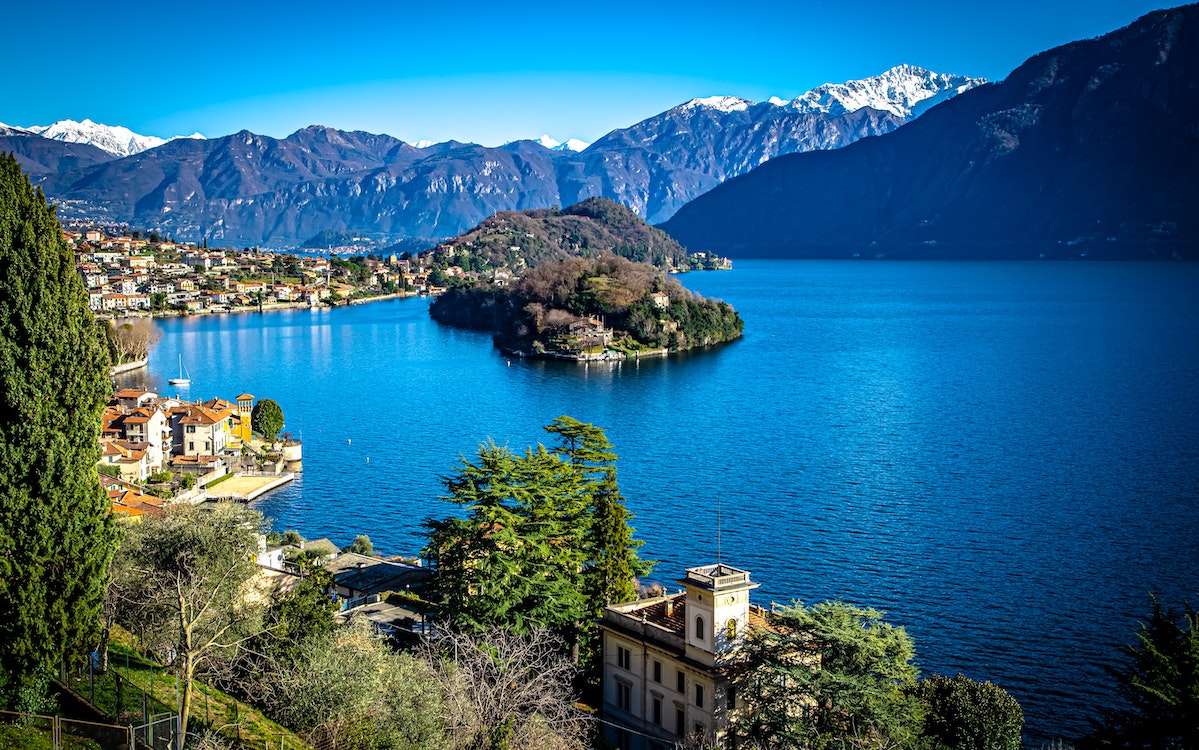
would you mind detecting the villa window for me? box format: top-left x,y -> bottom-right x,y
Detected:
695,616 -> 705,640
653,660 -> 661,683
695,684 -> 704,709
617,645 -> 631,670
676,707 -> 685,735
727,618 -> 737,640
652,696 -> 662,725
677,671 -> 685,693
616,680 -> 631,711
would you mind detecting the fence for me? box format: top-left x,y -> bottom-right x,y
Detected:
133,714 -> 178,750
59,647 -> 310,750
64,650 -> 176,728
0,708 -> 134,749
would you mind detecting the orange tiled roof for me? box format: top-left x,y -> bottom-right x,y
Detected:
114,388 -> 153,399
201,398 -> 237,416
178,406 -> 222,426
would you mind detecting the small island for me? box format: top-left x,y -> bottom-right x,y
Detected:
430,253 -> 743,360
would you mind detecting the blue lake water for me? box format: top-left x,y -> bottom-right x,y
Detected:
128,260 -> 1199,743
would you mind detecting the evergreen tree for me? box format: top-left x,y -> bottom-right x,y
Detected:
0,153 -> 117,710
733,600 -> 925,750
347,534 -> 374,556
424,442 -> 589,638
917,674 -> 1024,750
1084,596 -> 1199,750
251,397 -> 285,442
543,416 -> 649,612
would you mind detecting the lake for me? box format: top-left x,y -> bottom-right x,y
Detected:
126,260 -> 1199,743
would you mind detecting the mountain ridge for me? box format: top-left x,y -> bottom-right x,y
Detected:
12,118 -> 206,157
9,65 -> 982,247
659,5 -> 1199,260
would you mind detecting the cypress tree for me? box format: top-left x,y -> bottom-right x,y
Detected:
0,153 -> 117,709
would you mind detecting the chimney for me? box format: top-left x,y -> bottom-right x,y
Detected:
665,598 -> 675,617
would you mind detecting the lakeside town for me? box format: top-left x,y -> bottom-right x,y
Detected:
70,224 -> 445,316
67,220 -> 732,319
100,387 -> 301,518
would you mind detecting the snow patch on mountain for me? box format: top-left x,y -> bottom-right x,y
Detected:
413,139 -> 436,148
21,119 -> 206,157
553,138 -> 589,152
781,64 -> 986,119
680,96 -> 752,114
529,135 -> 589,151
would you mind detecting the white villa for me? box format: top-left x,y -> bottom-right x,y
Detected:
599,563 -> 767,750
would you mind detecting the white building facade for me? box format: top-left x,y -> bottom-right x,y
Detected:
599,564 -> 764,750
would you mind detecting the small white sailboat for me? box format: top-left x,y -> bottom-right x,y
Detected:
169,354 -> 191,386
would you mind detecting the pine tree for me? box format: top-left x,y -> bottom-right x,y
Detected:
0,153 -> 117,709
1084,596 -> 1199,749
733,600 -> 925,750
544,416 -> 649,613
424,442 -> 589,637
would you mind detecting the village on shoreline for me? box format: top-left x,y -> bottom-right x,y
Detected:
70,223 -> 452,319
68,216 -> 733,323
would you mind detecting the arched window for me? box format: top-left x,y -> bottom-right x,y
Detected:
727,618 -> 737,640
695,616 -> 705,640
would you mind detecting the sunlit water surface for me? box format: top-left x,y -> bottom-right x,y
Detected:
126,261 -> 1199,742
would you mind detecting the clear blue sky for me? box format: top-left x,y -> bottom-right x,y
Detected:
2,0 -> 1174,146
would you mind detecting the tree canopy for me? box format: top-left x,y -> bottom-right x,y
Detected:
265,617 -> 445,750
423,417 -> 649,656
917,674 -> 1024,750
1083,596 -> 1199,750
347,534 -> 374,556
733,600 -> 925,750
0,152 -> 117,710
112,502 -> 271,739
429,253 -> 743,355
251,397 -> 284,442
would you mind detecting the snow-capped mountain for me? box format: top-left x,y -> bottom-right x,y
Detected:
581,65 -> 984,222
680,96 -> 752,114
23,119 -> 205,157
533,135 -> 590,152
782,64 -> 985,119
662,6 -> 1198,260
553,139 -> 590,152
23,64 -> 983,246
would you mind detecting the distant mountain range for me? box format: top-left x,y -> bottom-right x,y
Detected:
0,66 -> 981,248
661,5 -> 1199,260
0,119 -> 205,157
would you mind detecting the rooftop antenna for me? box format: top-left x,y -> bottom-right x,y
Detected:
716,494 -> 722,566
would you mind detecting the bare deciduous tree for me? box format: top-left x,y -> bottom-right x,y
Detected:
109,317 -> 161,362
420,628 -> 592,750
